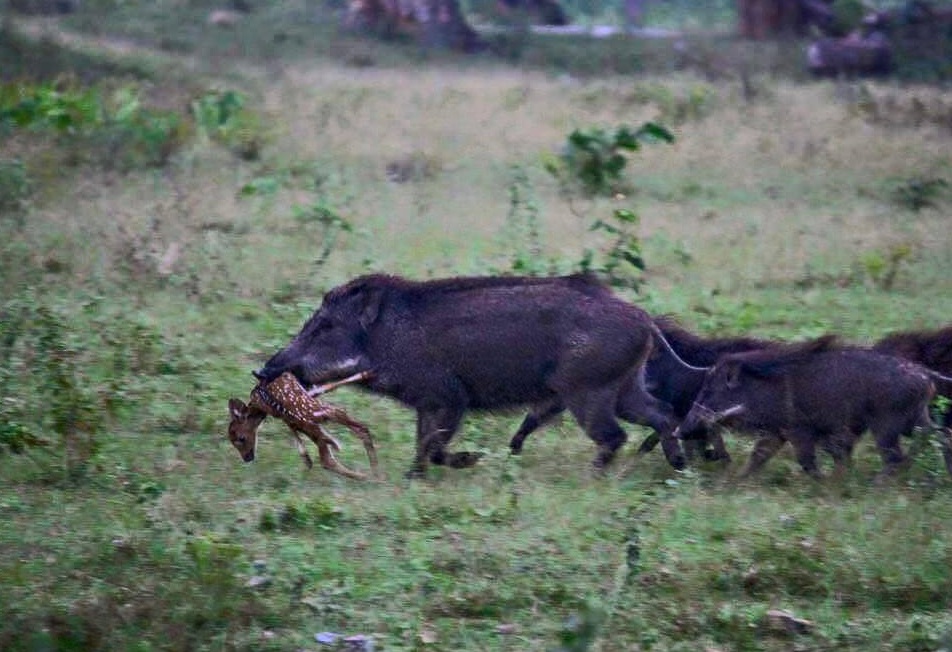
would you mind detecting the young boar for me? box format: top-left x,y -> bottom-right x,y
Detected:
874,324 -> 952,425
676,336 -> 949,479
255,273 -> 682,478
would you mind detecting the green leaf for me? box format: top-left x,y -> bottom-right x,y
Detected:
613,209 -> 639,224
239,176 -> 280,197
636,121 -> 675,143
621,250 -> 645,270
613,126 -> 642,150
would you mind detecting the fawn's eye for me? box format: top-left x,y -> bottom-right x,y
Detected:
237,436 -> 246,444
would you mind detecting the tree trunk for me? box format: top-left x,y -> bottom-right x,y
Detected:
345,0 -> 484,52
807,33 -> 893,76
737,0 -> 808,39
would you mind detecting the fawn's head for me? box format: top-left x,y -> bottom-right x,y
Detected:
227,398 -> 267,462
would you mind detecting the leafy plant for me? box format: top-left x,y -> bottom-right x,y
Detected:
892,177 -> 949,212
0,158 -> 31,227
501,164 -> 548,275
0,80 -> 187,170
191,89 -> 266,160
932,395 -> 951,425
857,243 -> 914,291
33,305 -> 102,479
292,200 -> 353,269
547,122 -> 674,197
579,208 -> 646,290
0,80 -> 100,134
625,83 -> 718,124
0,420 -> 48,457
191,89 -> 244,136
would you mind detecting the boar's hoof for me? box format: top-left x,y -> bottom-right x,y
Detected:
405,466 -> 428,480
682,439 -> 707,461
636,433 -> 661,454
668,455 -> 687,471
702,448 -> 731,463
447,451 -> 484,469
593,446 -> 620,471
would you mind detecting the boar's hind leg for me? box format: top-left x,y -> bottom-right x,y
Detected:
871,415 -> 913,480
936,426 -> 952,477
821,430 -> 857,478
510,398 -> 566,454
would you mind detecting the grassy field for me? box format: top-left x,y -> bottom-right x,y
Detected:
2,5 -> 952,651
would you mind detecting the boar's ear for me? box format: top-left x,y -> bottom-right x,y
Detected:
357,286 -> 385,330
228,398 -> 248,419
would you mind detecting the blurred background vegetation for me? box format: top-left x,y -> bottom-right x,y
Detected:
1,0 -> 952,650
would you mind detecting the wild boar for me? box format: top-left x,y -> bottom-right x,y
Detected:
874,325 -> 952,425
509,316 -> 780,463
676,336 -> 950,479
255,273 -> 683,478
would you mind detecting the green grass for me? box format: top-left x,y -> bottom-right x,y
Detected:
2,8 -> 952,651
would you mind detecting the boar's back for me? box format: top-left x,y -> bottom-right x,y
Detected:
728,334 -> 839,379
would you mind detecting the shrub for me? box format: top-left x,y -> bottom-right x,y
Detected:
546,122 -> 674,198
0,158 -> 31,226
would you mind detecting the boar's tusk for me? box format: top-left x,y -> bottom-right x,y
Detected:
306,371 -> 374,397
708,404 -> 746,424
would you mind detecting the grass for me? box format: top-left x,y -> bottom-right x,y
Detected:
2,7 -> 952,651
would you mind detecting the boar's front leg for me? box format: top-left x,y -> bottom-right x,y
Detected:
786,428 -> 823,479
820,429 -> 858,478
408,406 -> 472,478
871,415 -> 911,481
510,397 -> 565,455
614,373 -> 684,470
698,430 -> 732,463
561,385 -> 632,470
739,433 -> 786,477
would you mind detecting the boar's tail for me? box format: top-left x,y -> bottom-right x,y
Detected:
649,323 -> 711,372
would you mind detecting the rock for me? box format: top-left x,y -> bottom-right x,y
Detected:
207,9 -> 243,27
314,632 -> 374,650
763,608 -> 813,635
343,634 -> 374,651
245,575 -> 271,589
315,631 -> 339,645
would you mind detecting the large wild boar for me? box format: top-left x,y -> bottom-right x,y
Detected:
676,336 -> 950,479
509,316 -> 779,462
874,325 -> 952,425
255,273 -> 684,478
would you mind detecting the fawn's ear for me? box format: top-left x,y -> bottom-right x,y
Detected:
228,398 -> 248,419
